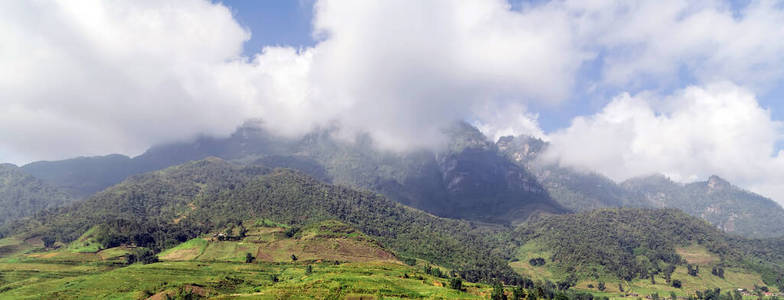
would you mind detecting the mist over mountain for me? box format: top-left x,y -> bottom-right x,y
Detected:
8,122 -> 782,239
15,122 -> 564,226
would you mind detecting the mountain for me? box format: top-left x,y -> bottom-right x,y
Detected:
498,135 -> 784,238
18,126 -> 295,198
16,122 -> 565,225
622,175 -> 784,239
497,135 -> 651,212
0,163 -> 74,225
2,158 -> 519,283
2,159 -> 784,297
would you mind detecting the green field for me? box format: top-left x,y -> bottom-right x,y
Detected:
0,221 -> 493,299
0,260 -> 488,299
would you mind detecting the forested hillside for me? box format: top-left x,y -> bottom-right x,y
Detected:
623,175 -> 784,239
512,208 -> 784,291
0,164 -> 74,225
17,122 -> 565,226
2,158 -> 519,283
499,135 -> 784,238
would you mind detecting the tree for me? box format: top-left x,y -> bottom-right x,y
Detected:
664,264 -> 676,284
245,253 -> 254,263
306,265 -> 313,275
671,292 -> 678,300
512,285 -> 525,299
491,281 -> 507,300
688,265 -> 699,277
450,278 -> 463,291
529,257 -> 546,266
238,225 -> 248,239
285,226 -> 300,238
41,236 -> 56,248
711,267 -> 725,279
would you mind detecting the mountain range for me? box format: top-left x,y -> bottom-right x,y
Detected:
2,123 -> 784,297
7,122 -> 783,238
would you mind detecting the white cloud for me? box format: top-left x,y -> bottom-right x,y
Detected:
0,0 -> 588,163
296,0 -> 586,150
559,0 -> 784,90
3,0 -> 784,207
0,0 -> 252,163
544,82 -> 784,205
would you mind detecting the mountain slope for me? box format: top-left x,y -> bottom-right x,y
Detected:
511,208 -> 784,292
16,123 -> 565,225
0,164 -> 74,225
2,158 -> 519,283
498,135 -> 784,238
622,175 -> 784,238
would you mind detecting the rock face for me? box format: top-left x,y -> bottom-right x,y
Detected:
435,123 -> 564,224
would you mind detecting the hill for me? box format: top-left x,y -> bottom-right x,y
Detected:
0,164 -> 74,226
511,208 -> 784,295
498,135 -> 784,238
2,160 -> 784,298
1,158 -> 519,283
0,227 -> 490,299
622,175 -> 784,239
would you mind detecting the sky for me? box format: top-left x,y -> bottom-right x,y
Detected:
2,0 -> 784,205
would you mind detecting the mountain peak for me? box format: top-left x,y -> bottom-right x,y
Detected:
496,135 -> 547,164
707,175 -> 731,189
443,121 -> 492,152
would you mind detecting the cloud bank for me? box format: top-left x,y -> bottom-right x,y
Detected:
2,0 -> 784,204
545,83 -> 784,203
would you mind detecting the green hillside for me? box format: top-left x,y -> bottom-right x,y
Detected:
1,158 -> 518,283
16,123 -> 566,226
498,134 -> 784,239
0,232 -> 490,299
0,164 -> 74,226
511,208 -> 784,296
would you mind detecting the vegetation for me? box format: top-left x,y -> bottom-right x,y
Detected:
1,159 -> 519,284
0,164 -> 74,227
511,208 -> 784,292
499,135 -> 784,239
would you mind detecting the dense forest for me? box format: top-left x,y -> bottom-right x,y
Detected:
0,164 -> 74,225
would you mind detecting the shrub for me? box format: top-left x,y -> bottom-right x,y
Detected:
672,279 -> 682,289
449,278 -> 463,290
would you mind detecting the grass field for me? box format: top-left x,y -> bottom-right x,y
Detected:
0,258 -> 487,299
0,221 -> 489,299
1,222 -> 781,299
509,240 -> 778,299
